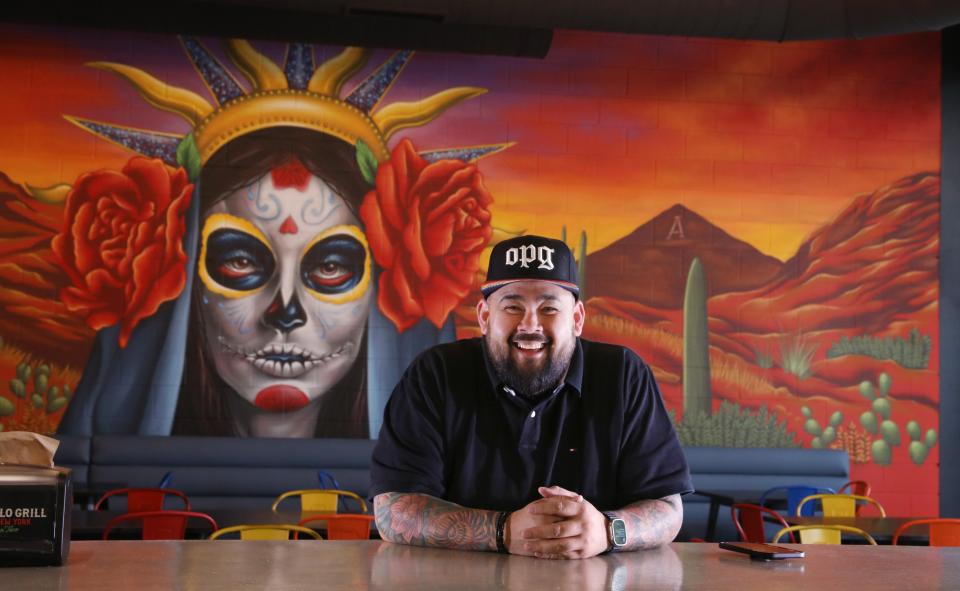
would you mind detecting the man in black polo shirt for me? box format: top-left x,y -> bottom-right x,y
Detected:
371,235 -> 692,559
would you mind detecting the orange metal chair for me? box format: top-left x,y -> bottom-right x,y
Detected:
272,489 -> 368,515
297,514 -> 374,540
773,524 -> 877,545
209,525 -> 323,540
837,481 -> 872,514
95,488 -> 191,512
731,503 -> 796,543
102,510 -> 217,540
893,519 -> 960,546
795,494 -> 886,517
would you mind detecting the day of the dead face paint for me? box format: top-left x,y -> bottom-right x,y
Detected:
198,166 -> 372,414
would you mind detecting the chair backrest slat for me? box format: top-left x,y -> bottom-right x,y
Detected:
931,522 -> 960,547
820,496 -> 857,517
141,513 -> 188,540
798,528 -> 841,544
298,514 -> 374,540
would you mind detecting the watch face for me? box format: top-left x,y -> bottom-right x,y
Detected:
611,518 -> 627,546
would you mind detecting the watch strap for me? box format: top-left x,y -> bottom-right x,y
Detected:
495,511 -> 510,553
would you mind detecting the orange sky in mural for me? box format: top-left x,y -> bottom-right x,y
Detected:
472,32 -> 941,261
0,26 -> 940,261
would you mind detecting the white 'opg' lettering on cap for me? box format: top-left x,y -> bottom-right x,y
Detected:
504,245 -> 555,270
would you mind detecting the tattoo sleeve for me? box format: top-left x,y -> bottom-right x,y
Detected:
374,492 -> 500,551
613,494 -> 683,550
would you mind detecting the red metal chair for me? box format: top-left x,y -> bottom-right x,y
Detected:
838,481 -> 872,514
838,480 -> 871,497
297,514 -> 375,540
731,503 -> 796,543
95,488 -> 191,512
893,519 -> 960,546
102,510 -> 218,540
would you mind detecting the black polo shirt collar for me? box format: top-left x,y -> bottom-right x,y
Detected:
480,336 -> 585,399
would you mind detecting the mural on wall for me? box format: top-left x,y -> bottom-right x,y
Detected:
0,34 -> 503,439
0,26 -> 940,513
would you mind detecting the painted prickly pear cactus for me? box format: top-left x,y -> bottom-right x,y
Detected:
802,407 -> 843,448
858,372 -> 937,465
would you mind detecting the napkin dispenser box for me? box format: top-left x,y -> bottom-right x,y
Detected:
0,464 -> 72,566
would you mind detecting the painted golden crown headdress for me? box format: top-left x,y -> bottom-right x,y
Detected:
66,37 -> 509,170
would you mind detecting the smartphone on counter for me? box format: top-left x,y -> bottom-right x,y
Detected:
718,541 -> 805,560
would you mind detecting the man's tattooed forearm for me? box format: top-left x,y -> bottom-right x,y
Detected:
374,492 -> 499,551
617,494 -> 683,550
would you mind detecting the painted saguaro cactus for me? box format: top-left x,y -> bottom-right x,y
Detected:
577,230 -> 587,302
683,257 -> 711,417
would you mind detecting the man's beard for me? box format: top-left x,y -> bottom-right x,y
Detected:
484,331 -> 575,399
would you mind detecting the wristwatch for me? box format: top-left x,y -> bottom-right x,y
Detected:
602,511 -> 627,551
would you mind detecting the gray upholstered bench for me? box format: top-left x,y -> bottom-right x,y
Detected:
680,447 -> 850,541
55,435 -> 374,511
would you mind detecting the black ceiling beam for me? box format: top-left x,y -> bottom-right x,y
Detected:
2,1 -> 553,58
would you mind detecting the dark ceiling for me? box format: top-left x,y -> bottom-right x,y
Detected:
6,0 -> 960,57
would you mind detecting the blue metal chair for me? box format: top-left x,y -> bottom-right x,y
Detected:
317,470 -> 345,513
759,485 -> 836,516
317,470 -> 341,490
158,471 -> 174,489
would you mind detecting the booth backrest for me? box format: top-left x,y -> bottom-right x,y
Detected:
55,435 -> 375,510
681,446 -> 850,541
52,434 -> 91,484
54,436 -> 849,539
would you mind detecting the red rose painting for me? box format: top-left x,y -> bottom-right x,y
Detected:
360,139 -> 493,333
52,157 -> 193,348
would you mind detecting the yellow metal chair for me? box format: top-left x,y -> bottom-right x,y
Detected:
795,494 -> 886,517
209,524 -> 323,540
837,481 -> 872,515
773,525 -> 877,545
272,489 -> 368,514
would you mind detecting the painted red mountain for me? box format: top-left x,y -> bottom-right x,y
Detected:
0,172 -> 93,364
585,204 -> 783,309
709,172 -> 939,404
582,172 -> 939,410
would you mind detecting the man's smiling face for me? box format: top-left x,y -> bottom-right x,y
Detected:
477,280 -> 585,398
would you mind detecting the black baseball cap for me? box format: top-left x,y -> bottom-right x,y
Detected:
481,234 -> 579,299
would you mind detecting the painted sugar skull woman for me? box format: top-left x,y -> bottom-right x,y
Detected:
52,39 -> 504,438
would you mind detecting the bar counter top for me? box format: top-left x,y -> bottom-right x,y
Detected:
7,540 -> 959,590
